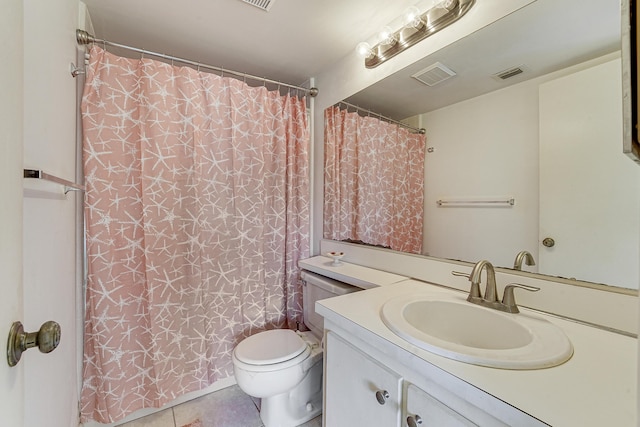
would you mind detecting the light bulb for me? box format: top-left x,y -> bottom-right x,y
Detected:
403,6 -> 424,29
356,42 -> 375,59
438,0 -> 458,11
378,26 -> 398,46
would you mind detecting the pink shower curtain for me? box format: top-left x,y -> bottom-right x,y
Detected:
324,106 -> 425,254
80,46 -> 309,423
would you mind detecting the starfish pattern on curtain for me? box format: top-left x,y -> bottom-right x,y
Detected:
323,105 -> 425,254
80,46 -> 309,423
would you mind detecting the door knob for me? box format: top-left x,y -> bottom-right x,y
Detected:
542,237 -> 555,247
7,321 -> 61,367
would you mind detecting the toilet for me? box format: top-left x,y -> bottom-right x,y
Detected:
232,270 -> 360,427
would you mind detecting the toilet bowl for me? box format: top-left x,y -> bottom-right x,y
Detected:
232,271 -> 359,427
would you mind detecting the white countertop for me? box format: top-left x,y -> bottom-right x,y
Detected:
316,278 -> 638,426
299,256 -> 408,289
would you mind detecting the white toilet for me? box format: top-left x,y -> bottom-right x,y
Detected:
232,270 -> 359,427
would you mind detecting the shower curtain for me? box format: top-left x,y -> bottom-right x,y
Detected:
80,46 -> 309,423
323,105 -> 425,254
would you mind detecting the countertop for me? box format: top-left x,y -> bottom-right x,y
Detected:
299,256 -> 408,289
313,265 -> 637,426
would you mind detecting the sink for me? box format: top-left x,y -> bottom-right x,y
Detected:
381,294 -> 573,369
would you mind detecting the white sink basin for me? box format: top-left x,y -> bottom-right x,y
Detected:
381,294 -> 573,369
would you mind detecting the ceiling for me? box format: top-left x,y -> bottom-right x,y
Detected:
82,0 -> 621,120
81,0 -> 420,86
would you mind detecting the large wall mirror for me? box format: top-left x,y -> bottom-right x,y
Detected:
323,0 -> 640,291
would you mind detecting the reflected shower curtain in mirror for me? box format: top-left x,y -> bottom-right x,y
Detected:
80,46 -> 309,423
324,106 -> 425,254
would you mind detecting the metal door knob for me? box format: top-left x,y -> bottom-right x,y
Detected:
542,237 -> 555,247
407,415 -> 423,427
7,321 -> 61,367
375,389 -> 390,405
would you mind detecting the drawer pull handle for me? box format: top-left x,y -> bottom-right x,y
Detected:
375,390 -> 390,405
407,414 -> 423,427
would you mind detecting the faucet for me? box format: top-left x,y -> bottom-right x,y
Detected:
452,259 -> 540,313
513,250 -> 536,271
469,259 -> 498,304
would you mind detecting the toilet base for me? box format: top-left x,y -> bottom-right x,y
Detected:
259,359 -> 323,427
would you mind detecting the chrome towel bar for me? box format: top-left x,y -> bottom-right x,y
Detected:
436,197 -> 515,207
23,169 -> 85,194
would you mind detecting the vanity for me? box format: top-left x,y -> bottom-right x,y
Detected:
301,256 -> 637,427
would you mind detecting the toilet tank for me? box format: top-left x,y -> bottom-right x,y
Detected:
301,270 -> 361,337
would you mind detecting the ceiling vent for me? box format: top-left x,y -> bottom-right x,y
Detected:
492,65 -> 526,81
411,62 -> 457,87
239,0 -> 275,11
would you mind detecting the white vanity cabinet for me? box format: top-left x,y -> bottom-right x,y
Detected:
313,262 -> 637,426
323,326 -> 545,427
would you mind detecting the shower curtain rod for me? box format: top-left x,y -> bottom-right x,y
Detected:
338,101 -> 425,134
75,29 -> 318,97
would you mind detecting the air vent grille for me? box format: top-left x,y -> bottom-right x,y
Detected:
411,62 -> 457,87
493,66 -> 525,81
239,0 -> 275,11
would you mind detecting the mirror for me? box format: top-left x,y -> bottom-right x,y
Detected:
324,0 -> 640,290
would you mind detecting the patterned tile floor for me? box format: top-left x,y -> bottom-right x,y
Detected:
119,385 -> 322,427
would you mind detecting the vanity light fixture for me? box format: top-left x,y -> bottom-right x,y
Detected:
357,0 -> 475,68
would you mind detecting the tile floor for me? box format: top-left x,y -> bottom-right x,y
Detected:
119,385 -> 322,427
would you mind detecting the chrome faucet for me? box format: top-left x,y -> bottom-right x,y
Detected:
452,259 -> 540,313
513,250 -> 536,271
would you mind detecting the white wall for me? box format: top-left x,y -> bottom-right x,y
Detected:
22,1 -> 81,426
417,75 -> 540,267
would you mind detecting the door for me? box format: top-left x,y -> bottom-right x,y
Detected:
0,0 -> 25,424
21,1 -> 82,426
539,57 -> 640,289
404,383 -> 477,427
324,331 -> 402,427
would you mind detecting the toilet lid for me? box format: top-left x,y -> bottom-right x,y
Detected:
235,329 -> 307,365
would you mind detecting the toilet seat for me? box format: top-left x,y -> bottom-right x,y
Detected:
234,329 -> 308,366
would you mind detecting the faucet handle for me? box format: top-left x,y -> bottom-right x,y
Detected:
502,283 -> 540,313
451,271 -> 481,300
451,271 -> 470,279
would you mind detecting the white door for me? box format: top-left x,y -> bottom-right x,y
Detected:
21,1 -> 82,426
324,331 -> 402,427
539,57 -> 640,289
0,0 -> 25,425
404,383 -> 477,427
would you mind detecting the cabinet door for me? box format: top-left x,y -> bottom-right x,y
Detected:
324,331 -> 402,427
405,383 -> 477,427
